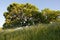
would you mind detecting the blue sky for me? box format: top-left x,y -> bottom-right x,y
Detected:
0,0 -> 60,27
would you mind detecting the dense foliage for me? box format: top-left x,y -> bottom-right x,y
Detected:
3,3 -> 60,29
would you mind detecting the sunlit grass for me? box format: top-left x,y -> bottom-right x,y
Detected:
0,28 -> 2,32
0,23 -> 60,40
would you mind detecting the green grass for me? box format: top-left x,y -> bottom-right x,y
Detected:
0,23 -> 60,40
0,28 -> 3,31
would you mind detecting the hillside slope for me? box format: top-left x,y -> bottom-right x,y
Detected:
0,23 -> 60,40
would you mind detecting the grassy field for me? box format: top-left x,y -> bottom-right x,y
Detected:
0,28 -> 2,32
0,22 -> 60,40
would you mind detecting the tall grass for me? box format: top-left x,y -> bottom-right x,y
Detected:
0,23 -> 60,40
0,28 -> 2,32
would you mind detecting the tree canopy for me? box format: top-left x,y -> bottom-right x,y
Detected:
3,3 -> 60,29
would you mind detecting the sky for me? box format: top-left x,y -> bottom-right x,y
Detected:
0,0 -> 60,27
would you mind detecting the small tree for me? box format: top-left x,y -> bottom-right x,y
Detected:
3,3 -> 41,29
41,8 -> 59,23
